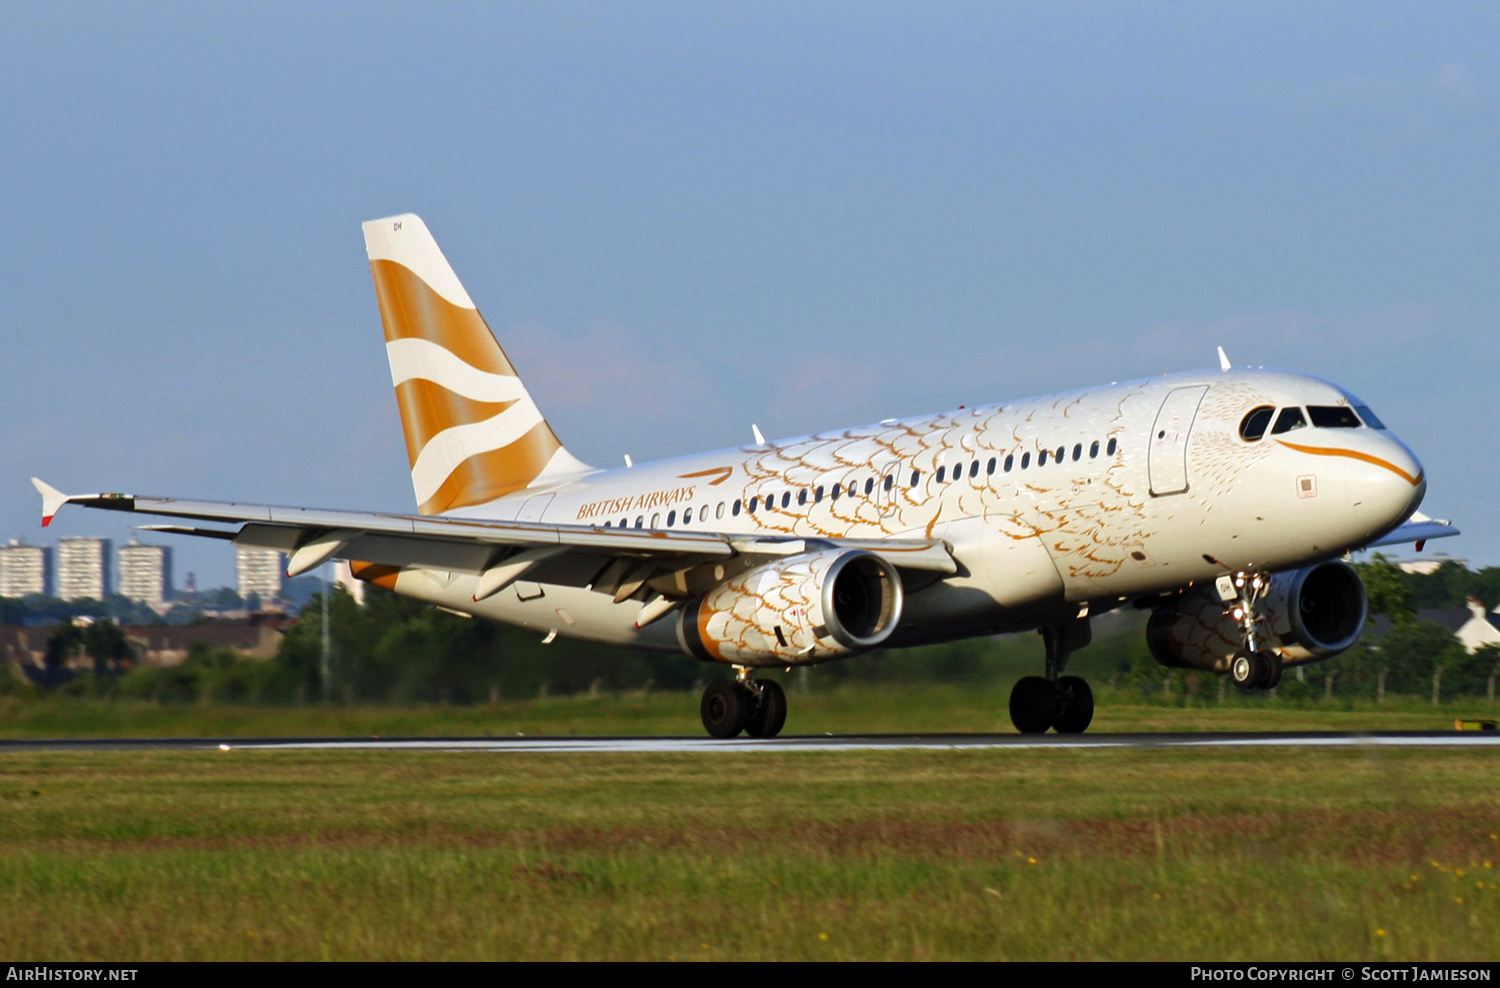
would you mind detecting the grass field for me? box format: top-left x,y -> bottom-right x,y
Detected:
2,686 -> 1496,960
2,739 -> 1498,960
0,683 -> 1491,738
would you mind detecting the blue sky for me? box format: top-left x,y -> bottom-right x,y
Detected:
2,3 -> 1496,589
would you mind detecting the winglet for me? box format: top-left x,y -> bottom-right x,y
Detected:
1217,346 -> 1232,372
31,478 -> 69,527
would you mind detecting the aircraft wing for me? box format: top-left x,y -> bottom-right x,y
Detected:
1359,512 -> 1460,550
30,479 -> 957,584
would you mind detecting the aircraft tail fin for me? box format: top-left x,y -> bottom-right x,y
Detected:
362,214 -> 591,515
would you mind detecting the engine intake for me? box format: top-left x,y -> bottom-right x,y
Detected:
679,549 -> 903,666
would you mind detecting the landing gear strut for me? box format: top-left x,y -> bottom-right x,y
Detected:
701,668 -> 787,739
1225,572 -> 1282,692
1009,616 -> 1096,734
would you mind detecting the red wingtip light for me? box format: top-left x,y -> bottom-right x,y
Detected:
41,515 -> 53,527
1415,539 -> 1426,552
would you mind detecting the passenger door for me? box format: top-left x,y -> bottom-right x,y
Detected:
1147,386 -> 1208,496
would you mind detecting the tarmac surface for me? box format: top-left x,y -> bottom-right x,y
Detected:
2,731 -> 1498,753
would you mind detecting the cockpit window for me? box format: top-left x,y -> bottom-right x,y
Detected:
1270,407 -> 1307,435
1239,406 -> 1275,441
1354,405 -> 1386,429
1308,405 -> 1361,429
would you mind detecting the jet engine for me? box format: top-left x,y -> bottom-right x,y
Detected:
1147,560 -> 1368,672
677,549 -> 903,666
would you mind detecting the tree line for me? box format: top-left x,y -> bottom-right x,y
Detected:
6,555 -> 1498,706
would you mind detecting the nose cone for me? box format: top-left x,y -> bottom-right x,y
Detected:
1347,436 -> 1425,538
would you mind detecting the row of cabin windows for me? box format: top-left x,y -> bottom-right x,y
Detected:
1238,404 -> 1386,442
597,436 -> 1122,530
931,437 -> 1119,483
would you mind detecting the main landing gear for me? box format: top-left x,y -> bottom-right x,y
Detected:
1009,617 -> 1096,734
1224,571 -> 1283,692
700,668 -> 787,739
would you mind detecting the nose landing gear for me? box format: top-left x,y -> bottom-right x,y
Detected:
700,668 -> 788,739
1225,572 -> 1283,692
1009,617 -> 1096,734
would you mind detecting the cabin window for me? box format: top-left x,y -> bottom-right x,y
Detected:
634,516 -> 644,529
1056,446 -> 1065,462
909,470 -> 921,487
666,510 -> 676,526
864,478 -> 874,495
717,502 -> 725,519
1072,443 -> 1082,462
884,474 -> 894,491
1021,452 -> 1031,469
1090,440 -> 1100,458
832,483 -> 842,500
1107,438 -> 1118,456
1271,407 -> 1307,435
1038,450 -> 1048,467
987,457 -> 997,475
1239,406 -> 1275,441
936,466 -> 946,483
1354,405 -> 1386,429
732,500 -> 742,517
969,461 -> 980,479
1308,405 -> 1361,429
814,486 -> 824,503
1004,454 -> 1014,472
602,521 -> 611,528
797,489 -> 807,506
782,491 -> 792,508
651,513 -> 660,528
748,497 -> 758,514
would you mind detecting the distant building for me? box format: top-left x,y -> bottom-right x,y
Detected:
335,560 -> 366,606
1394,553 -> 1467,576
1415,598 -> 1500,655
236,547 -> 284,602
117,539 -> 173,607
56,537 -> 111,601
0,541 -> 51,598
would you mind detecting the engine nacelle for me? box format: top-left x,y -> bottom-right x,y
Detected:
678,549 -> 903,666
1147,560 -> 1368,673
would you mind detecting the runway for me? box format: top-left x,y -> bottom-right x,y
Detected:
2,731 -> 1497,753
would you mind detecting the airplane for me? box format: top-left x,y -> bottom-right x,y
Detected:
32,213 -> 1458,738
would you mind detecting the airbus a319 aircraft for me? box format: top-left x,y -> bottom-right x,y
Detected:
34,214 -> 1457,737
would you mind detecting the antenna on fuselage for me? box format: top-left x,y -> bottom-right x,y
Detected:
1217,346 -> 1232,372
752,424 -> 766,445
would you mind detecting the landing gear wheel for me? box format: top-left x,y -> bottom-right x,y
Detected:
1009,676 -> 1059,734
1260,652 -> 1283,690
1229,649 -> 1261,692
1052,675 -> 1095,734
701,680 -> 750,739
745,680 -> 788,738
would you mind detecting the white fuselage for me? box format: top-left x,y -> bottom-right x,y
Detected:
379,367 -> 1424,664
